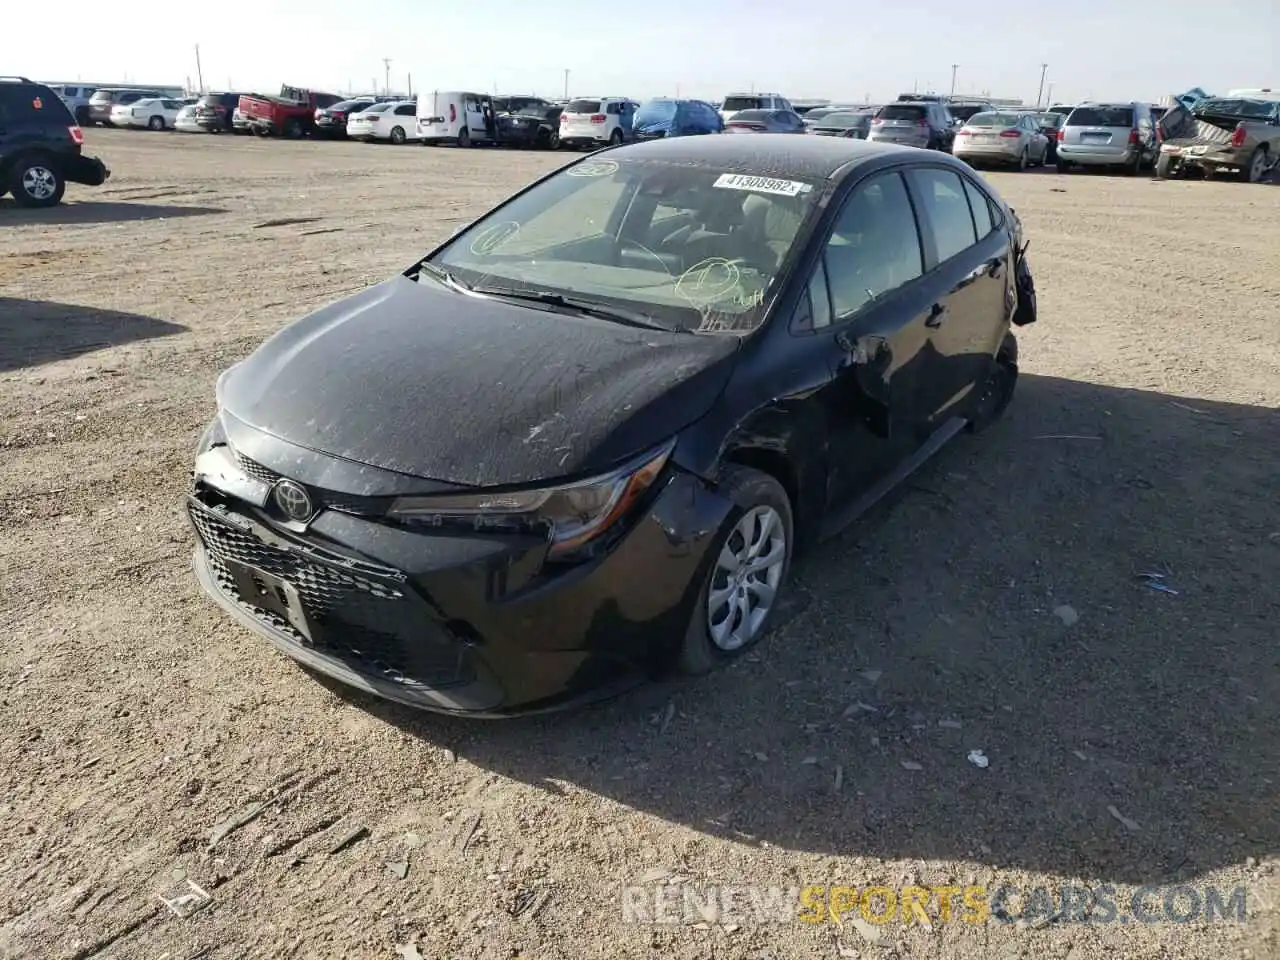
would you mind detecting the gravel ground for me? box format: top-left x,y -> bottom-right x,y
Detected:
1,129 -> 1277,960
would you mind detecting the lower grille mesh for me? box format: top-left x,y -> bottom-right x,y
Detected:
191,503 -> 473,689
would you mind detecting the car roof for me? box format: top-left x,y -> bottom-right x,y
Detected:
608,134 -> 943,180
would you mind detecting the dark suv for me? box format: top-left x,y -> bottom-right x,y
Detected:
1,77 -> 110,208
194,92 -> 246,133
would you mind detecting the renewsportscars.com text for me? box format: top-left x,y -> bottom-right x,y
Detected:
620,883 -> 1249,926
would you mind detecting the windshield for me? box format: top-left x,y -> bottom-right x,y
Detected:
878,104 -> 927,121
567,99 -> 601,114
1067,106 -> 1134,127
818,112 -> 868,127
967,112 -> 1020,127
722,96 -> 763,112
635,100 -> 678,125
428,158 -> 822,335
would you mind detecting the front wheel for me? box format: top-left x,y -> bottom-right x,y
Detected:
457,126 -> 471,148
1155,153 -> 1178,179
9,157 -> 65,208
609,128 -> 623,146
677,467 -> 794,675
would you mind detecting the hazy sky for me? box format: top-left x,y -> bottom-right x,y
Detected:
17,0 -> 1278,105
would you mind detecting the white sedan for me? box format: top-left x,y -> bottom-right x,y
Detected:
346,101 -> 421,144
109,97 -> 185,130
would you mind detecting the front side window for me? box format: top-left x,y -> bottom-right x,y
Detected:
823,171 -> 924,318
911,168 -> 977,263
429,159 -> 822,334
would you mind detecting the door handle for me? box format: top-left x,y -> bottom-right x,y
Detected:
925,303 -> 947,328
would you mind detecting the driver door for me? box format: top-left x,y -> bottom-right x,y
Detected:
464,95 -> 485,139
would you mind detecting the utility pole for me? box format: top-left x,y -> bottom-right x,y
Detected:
383,58 -> 392,95
1036,63 -> 1048,106
194,44 -> 204,93
563,69 -> 569,99
407,74 -> 412,96
950,64 -> 958,96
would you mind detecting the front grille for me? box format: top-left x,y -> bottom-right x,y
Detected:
233,451 -> 384,518
191,501 -> 474,689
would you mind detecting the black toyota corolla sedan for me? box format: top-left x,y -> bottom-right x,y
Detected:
189,135 -> 1037,717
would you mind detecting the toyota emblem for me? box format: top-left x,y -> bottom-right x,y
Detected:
272,479 -> 314,522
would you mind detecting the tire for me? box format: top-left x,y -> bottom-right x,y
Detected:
390,125 -> 406,145
148,115 -> 165,131
1239,146 -> 1268,183
1155,153 -> 1177,179
8,156 -> 65,208
1017,148 -> 1028,171
1056,159 -> 1071,174
676,466 -> 794,676
457,126 -> 471,148
966,336 -> 1018,433
74,106 -> 90,126
544,127 -> 559,151
1126,150 -> 1142,176
608,127 -> 623,146
283,118 -> 303,139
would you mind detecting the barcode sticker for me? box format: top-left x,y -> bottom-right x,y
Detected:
713,173 -> 811,196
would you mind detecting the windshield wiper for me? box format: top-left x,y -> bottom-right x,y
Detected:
471,287 -> 673,332
415,261 -> 471,292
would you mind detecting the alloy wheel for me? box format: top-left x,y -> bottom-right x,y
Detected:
22,166 -> 57,200
706,505 -> 787,651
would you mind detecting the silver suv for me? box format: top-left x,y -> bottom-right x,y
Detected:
867,100 -> 955,151
1056,102 -> 1157,174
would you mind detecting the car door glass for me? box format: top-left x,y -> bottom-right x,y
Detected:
823,171 -> 924,319
912,168 -> 977,263
807,258 -> 833,330
962,178 -> 993,238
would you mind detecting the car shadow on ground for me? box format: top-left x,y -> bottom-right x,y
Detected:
318,374 -> 1277,885
0,201 -> 226,225
0,298 -> 187,372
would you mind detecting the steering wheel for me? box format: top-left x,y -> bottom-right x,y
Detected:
617,238 -> 675,276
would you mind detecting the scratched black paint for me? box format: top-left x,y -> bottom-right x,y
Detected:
190,136 -> 1034,716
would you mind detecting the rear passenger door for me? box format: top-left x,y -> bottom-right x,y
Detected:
903,164 -> 1011,424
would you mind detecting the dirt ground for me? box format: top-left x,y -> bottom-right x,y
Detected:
1,129 -> 1277,960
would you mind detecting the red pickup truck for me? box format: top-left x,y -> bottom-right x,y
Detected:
237,85 -> 343,138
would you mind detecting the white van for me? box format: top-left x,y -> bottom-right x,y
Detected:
417,91 -> 497,146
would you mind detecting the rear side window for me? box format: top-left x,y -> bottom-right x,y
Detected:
911,168 -> 977,262
878,104 -> 927,121
962,178 -> 993,239
0,86 -> 73,123
1067,106 -> 1134,127
395,104 -> 415,116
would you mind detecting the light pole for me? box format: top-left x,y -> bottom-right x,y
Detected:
1046,82 -> 1055,106
1036,63 -> 1048,107
563,69 -> 569,99
383,58 -> 391,95
950,64 -> 958,96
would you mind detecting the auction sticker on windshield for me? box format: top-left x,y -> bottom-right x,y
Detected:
713,173 -> 812,196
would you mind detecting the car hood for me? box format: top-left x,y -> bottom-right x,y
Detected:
219,276 -> 740,487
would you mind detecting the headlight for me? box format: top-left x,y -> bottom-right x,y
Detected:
387,440 -> 674,556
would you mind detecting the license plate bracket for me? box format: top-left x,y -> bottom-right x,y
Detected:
226,559 -> 315,641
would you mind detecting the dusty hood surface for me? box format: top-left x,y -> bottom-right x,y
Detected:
219,276 -> 739,486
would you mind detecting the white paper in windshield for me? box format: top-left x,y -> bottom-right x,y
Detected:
713,173 -> 812,196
